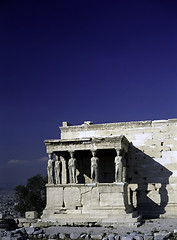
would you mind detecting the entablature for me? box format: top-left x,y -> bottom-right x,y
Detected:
45,135 -> 129,154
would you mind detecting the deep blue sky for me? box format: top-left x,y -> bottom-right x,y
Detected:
0,0 -> 177,188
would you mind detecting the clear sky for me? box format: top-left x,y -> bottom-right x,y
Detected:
0,0 -> 177,189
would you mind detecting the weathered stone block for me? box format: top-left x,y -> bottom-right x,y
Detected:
70,232 -> 81,239
47,186 -> 63,208
147,190 -> 161,204
64,187 -> 81,209
82,186 -> 99,208
25,211 -> 38,219
100,192 -> 124,207
132,133 -> 153,147
25,226 -> 35,235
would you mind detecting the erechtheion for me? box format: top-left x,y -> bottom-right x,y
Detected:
42,119 -> 177,225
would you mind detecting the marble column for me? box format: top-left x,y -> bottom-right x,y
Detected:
47,153 -> 54,184
68,151 -> 76,183
91,150 -> 99,183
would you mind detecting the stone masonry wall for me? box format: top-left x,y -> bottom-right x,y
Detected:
60,119 -> 177,218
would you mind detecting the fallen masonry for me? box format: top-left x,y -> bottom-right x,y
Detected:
1,220 -> 177,240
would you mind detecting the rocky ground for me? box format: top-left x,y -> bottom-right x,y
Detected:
0,218 -> 177,240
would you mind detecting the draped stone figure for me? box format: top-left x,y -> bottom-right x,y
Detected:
115,149 -> 124,182
55,156 -> 61,184
47,154 -> 54,184
68,152 -> 76,183
91,151 -> 99,183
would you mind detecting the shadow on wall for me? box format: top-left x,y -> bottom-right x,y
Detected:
126,143 -> 173,219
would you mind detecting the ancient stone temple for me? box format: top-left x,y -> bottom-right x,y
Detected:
42,119 -> 177,225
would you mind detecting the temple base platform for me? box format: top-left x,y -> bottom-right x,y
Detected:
41,182 -> 141,226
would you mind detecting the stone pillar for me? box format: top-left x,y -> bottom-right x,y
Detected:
61,156 -> 67,184
91,150 -> 99,183
115,149 -> 124,182
54,155 -> 61,184
68,151 -> 76,183
47,153 -> 54,184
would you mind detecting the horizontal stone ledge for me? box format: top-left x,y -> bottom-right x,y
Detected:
46,182 -> 126,187
59,120 -> 153,131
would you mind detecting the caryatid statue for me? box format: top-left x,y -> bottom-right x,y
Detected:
68,151 -> 76,183
47,153 -> 54,184
91,151 -> 99,183
115,149 -> 124,182
55,156 -> 61,184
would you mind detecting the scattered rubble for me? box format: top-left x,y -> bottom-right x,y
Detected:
0,219 -> 177,240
